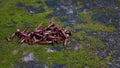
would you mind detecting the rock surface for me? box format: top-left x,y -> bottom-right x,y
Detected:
21,52 -> 35,62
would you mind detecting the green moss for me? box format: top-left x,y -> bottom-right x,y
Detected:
77,12 -> 116,32
92,8 -> 105,13
0,0 -> 54,39
76,2 -> 83,9
0,1 -> 55,67
74,23 -> 116,32
0,42 -> 23,68
34,49 -> 108,68
77,13 -> 93,23
73,30 -> 105,50
85,36 -> 105,49
73,31 -> 86,41
0,39 -> 109,68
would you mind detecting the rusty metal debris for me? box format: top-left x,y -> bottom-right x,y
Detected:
7,22 -> 72,46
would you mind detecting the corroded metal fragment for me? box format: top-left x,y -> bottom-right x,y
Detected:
7,22 -> 72,46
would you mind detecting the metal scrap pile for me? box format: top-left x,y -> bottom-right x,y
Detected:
7,22 -> 72,46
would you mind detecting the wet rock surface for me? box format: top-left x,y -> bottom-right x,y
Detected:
15,61 -> 45,68
21,52 -> 35,62
97,31 -> 120,67
52,62 -> 66,68
26,6 -> 45,14
16,2 -> 45,14
46,0 -> 120,29
15,61 -> 66,68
